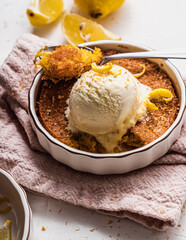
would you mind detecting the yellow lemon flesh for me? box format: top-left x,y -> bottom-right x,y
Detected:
147,88 -> 173,110
27,0 -> 63,26
0,220 -> 12,240
74,0 -> 125,19
61,11 -> 120,45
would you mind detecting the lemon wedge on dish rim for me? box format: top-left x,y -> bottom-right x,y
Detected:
27,0 -> 63,26
0,220 -> 12,240
61,10 -> 120,45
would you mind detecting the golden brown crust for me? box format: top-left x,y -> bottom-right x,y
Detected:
37,51 -> 179,153
37,45 -> 102,83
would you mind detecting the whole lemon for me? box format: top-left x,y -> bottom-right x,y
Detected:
74,0 -> 125,19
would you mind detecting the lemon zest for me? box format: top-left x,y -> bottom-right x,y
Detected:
147,88 -> 173,110
110,69 -> 122,75
34,49 -> 52,68
92,63 -> 112,73
148,88 -> 173,102
133,64 -> 146,78
146,101 -> 159,110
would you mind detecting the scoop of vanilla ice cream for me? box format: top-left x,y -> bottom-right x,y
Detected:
66,64 -> 151,152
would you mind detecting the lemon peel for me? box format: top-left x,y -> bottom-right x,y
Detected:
61,10 -> 120,45
146,101 -> 159,110
148,88 -> 173,102
27,0 -> 63,26
133,64 -> 146,78
34,48 -> 52,68
147,88 -> 173,110
92,63 -> 113,73
0,220 -> 12,240
92,63 -> 123,75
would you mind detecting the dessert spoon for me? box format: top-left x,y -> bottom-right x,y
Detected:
40,46 -> 186,64
100,49 -> 186,65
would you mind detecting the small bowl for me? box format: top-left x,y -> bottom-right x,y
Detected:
0,168 -> 32,239
28,40 -> 186,175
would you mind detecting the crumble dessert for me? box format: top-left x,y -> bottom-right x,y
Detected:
34,45 -> 102,82
36,46 -> 179,153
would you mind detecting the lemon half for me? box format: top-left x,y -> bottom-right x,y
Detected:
74,0 -> 125,19
61,11 -> 120,45
27,0 -> 63,26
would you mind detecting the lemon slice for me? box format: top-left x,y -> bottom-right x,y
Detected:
61,10 -> 120,45
0,220 -> 12,240
147,88 -> 173,110
27,0 -> 63,26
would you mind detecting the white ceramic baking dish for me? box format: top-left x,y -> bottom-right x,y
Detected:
28,40 -> 185,175
0,168 -> 32,239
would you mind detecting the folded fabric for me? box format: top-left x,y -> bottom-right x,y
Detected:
0,33 -> 185,231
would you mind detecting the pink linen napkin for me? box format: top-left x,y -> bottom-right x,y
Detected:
0,33 -> 186,231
